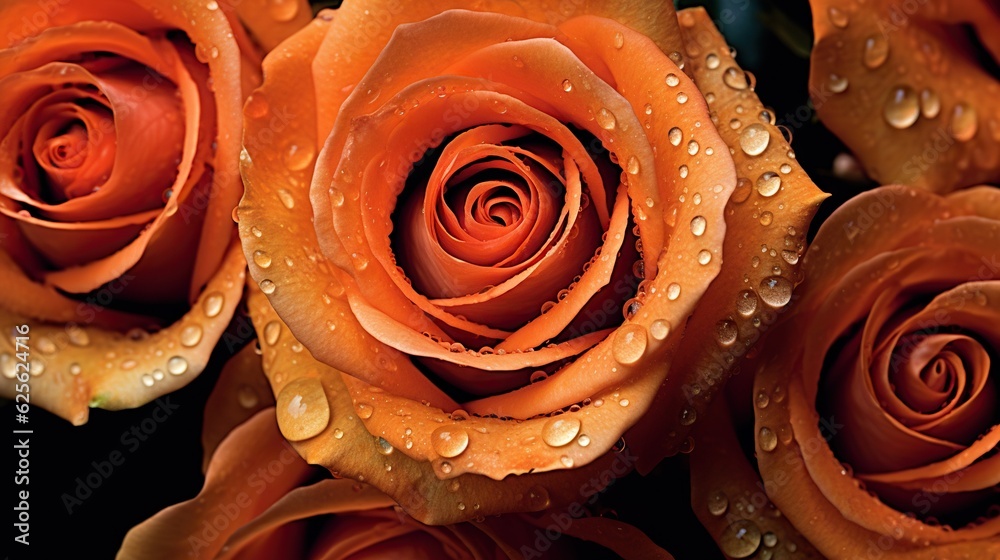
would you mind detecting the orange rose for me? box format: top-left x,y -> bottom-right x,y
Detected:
237,2 -> 825,520
691,186 -> 1000,558
809,0 -> 1000,192
0,0 -> 309,424
119,351 -> 672,559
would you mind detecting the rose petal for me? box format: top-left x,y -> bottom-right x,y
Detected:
809,0 -> 1000,192
626,7 -> 828,472
247,282 -> 635,520
201,342 -> 274,470
0,241 -> 243,424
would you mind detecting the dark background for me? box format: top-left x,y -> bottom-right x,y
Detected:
4,1 -> 865,558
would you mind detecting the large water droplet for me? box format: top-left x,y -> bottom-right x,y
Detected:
759,426 -> 778,451
736,290 -> 758,317
827,6 -> 849,28
723,67 -> 749,90
919,89 -> 940,119
756,172 -> 781,197
719,519 -> 762,558
758,276 -> 792,307
276,377 -> 330,441
707,491 -> 728,516
259,279 -> 276,294
668,127 -> 682,146
612,324 -> 648,365
883,86 -> 919,129
863,34 -> 889,68
203,292 -> 224,317
649,319 -> 671,341
263,321 -> 281,345
596,108 -> 617,130
740,124 -> 770,156
542,417 -> 581,447
949,102 -> 977,141
167,356 -> 188,375
715,319 -> 738,346
180,324 -> 203,347
432,425 -> 470,458
690,215 -> 707,236
253,250 -> 272,268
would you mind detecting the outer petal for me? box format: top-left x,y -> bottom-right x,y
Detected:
809,0 -> 1000,192
247,282 -> 636,523
628,7 -> 828,472
0,241 -> 244,424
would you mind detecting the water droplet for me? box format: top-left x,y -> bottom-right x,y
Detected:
665,73 -> 680,87
167,356 -> 188,375
759,211 -> 773,226
250,226 -> 263,238
626,155 -> 640,175
863,34 -> 889,68
613,31 -> 624,49
666,283 -> 681,300
781,249 -> 799,264
577,434 -> 591,446
596,108 -> 617,130
542,417 -> 581,447
649,319 -> 671,340
560,455 -> 575,468
259,279 -> 276,294
706,53 -> 720,69
141,374 -> 154,387
676,92 -> 688,104
740,124 -> 770,156
756,172 -> 781,197
237,385 -> 259,408
723,67 -> 748,90
715,319 -> 738,346
69,363 -> 81,375
253,250 -> 272,268
828,6 -> 849,28
562,79 -> 573,92
690,215 -> 707,236
762,532 -> 778,548
68,328 -> 90,347
758,276 -> 792,307
275,377 -> 330,441
756,390 -> 770,409
687,140 -> 699,155
759,426 -> 778,451
333,428 -> 344,439
707,491 -> 728,516
779,163 -> 792,174
719,519 -> 762,558
679,406 -> 697,426
263,321 -> 281,345
949,102 -> 977,141
180,325 -> 203,347
612,324 -> 648,365
357,403 -> 373,419
679,165 -> 689,178
668,127 -> 682,146
432,426 -> 470,458
918,88 -> 941,119
828,73 -> 848,93
245,93 -> 269,119
883,86 -> 919,129
375,436 -> 394,455
277,188 -> 295,209
203,292 -> 224,317
697,250 -> 712,265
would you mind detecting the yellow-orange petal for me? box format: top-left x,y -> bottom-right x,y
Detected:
627,7 -> 828,472
246,282 -> 637,523
809,0 -> 1000,192
0,241 -> 243,424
